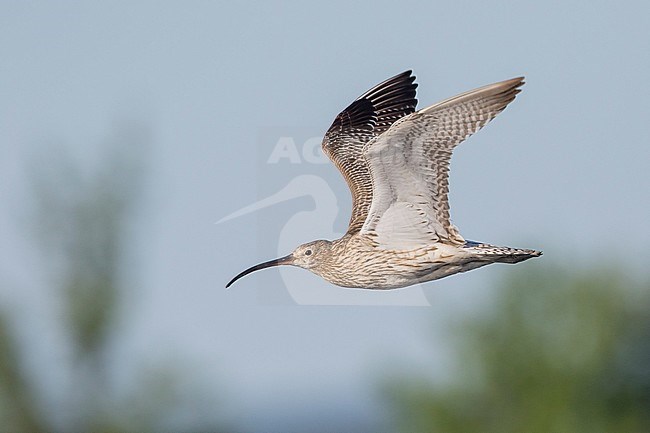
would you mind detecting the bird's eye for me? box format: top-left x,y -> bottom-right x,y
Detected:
305,249 -> 312,256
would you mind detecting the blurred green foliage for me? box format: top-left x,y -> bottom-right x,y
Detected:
0,313 -> 47,432
0,124 -> 225,433
385,268 -> 650,433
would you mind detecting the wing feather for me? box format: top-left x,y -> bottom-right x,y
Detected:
322,71 -> 418,234
361,77 -> 525,249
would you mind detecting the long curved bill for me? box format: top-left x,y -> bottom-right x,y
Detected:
226,254 -> 293,288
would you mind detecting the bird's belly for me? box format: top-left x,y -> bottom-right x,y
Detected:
327,246 -> 476,290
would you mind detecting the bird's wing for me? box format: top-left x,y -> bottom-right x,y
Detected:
360,77 -> 525,250
322,71 -> 418,234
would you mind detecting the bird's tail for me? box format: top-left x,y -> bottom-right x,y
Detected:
463,241 -> 542,264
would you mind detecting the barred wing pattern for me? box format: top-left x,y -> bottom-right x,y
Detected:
361,77 -> 525,250
322,71 -> 417,234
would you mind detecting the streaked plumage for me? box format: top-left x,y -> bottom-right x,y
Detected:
227,71 -> 541,289
322,71 -> 418,234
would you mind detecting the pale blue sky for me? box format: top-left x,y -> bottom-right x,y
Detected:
1,1 -> 649,430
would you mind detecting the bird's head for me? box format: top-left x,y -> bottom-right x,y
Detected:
226,239 -> 332,288
290,239 -> 332,269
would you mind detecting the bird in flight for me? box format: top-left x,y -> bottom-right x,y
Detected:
227,71 -> 541,289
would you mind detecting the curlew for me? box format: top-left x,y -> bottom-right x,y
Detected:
226,71 -> 541,289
